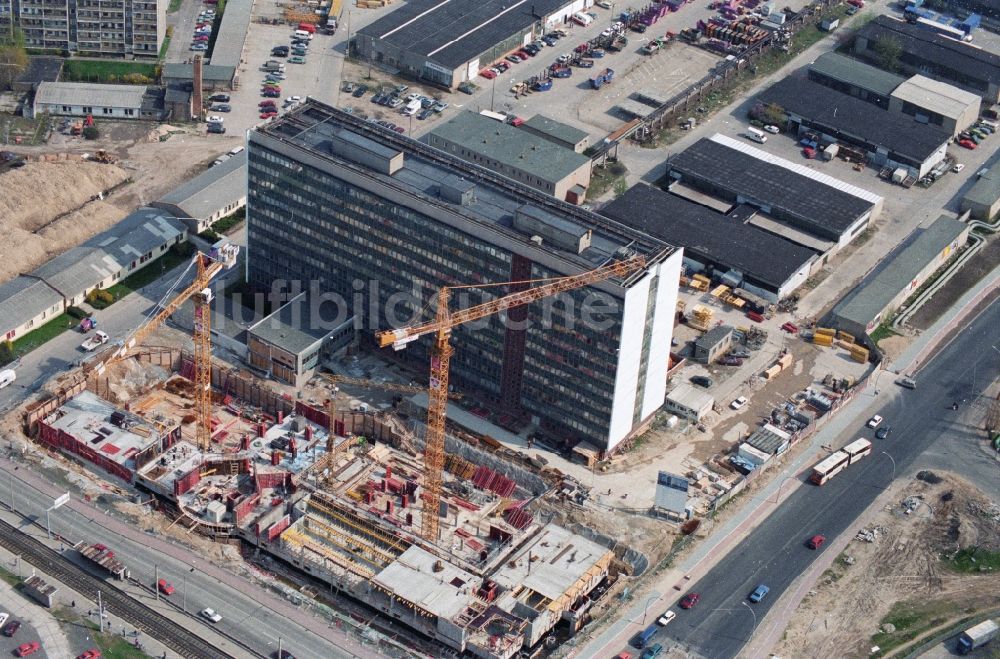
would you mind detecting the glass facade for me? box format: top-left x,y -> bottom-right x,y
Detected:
247,141 -> 628,446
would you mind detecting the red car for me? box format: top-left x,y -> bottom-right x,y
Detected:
4,620 -> 22,636
157,579 -> 175,595
679,592 -> 700,609
76,650 -> 102,659
516,50 -> 531,59
258,100 -> 276,108
262,90 -> 280,97
807,534 -> 825,550
16,642 -> 40,657
958,138 -> 977,150
480,69 -> 496,79
260,111 -> 278,119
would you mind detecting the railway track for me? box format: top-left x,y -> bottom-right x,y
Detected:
0,517 -> 234,659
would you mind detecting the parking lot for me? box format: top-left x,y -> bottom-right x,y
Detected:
0,612 -> 48,659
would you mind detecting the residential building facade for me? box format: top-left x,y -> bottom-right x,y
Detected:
246,100 -> 682,453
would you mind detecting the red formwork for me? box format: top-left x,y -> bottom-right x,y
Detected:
173,467 -> 201,495
37,420 -> 134,483
472,466 -> 517,497
254,471 -> 294,493
233,493 -> 261,524
265,514 -> 290,541
295,401 -> 330,430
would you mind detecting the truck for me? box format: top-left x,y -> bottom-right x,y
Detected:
81,330 -> 109,352
608,35 -> 628,51
575,57 -> 595,68
590,68 -> 614,89
532,77 -> 553,91
958,620 -> 999,654
0,369 -> 15,389
78,316 -> 97,333
550,65 -> 572,78
745,126 -> 767,143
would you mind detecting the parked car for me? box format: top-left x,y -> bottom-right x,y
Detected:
763,124 -> 780,134
0,613 -> 7,628
959,138 -> 977,149
748,584 -> 769,603
730,396 -> 748,410
190,43 -> 208,51
875,426 -> 892,440
952,163 -> 965,173
289,56 -> 306,64
640,645 -> 663,659
867,414 -> 883,428
656,610 -> 676,626
352,84 -> 368,98
207,123 -> 226,134
259,100 -> 277,107
16,642 -> 40,657
200,608 -> 223,623
690,375 -> 713,388
2,620 -> 21,637
719,356 -> 743,366
807,534 -> 825,550
418,108 -> 434,120
679,593 -> 700,609
210,104 -> 231,112
75,650 -> 101,659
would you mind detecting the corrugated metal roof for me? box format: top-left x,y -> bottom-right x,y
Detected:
209,0 -> 253,69
156,151 -> 246,219
429,112 -> 590,184
831,215 -> 968,327
161,62 -> 235,83
891,75 -> 980,120
35,82 -> 146,108
809,52 -> 905,97
0,276 -> 63,334
963,159 -> 1000,206
522,114 -> 590,146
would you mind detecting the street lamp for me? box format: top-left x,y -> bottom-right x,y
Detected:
641,594 -> 660,625
881,451 -> 896,483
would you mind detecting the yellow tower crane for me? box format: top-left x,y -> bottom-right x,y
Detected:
376,256 -> 646,542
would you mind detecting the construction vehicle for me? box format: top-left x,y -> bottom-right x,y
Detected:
376,255 -> 646,541
608,34 -> 628,51
87,149 -> 116,164
70,120 -> 83,136
958,620 -> 998,654
85,243 -> 240,450
81,330 -> 110,352
590,68 -> 615,89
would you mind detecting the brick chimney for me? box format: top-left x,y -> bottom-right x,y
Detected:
192,55 -> 204,121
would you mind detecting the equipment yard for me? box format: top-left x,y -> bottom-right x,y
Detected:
772,472 -> 1000,659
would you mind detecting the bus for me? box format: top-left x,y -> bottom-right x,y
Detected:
810,450 -> 850,485
843,438 -> 873,465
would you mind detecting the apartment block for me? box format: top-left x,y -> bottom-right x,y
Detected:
246,100 -> 683,454
0,0 -> 166,57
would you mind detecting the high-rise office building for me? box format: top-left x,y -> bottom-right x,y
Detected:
0,0 -> 165,58
246,100 -> 682,453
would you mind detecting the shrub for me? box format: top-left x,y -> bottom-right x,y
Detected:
82,125 -> 99,140
172,241 -> 196,257
97,290 -> 114,304
65,306 -> 88,320
0,341 -> 13,366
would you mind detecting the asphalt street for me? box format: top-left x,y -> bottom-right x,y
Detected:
624,296 -> 1000,659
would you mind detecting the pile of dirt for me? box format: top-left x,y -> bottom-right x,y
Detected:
771,472 -> 1000,658
0,161 -> 129,282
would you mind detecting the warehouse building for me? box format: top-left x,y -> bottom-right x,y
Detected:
162,62 -> 237,92
208,0 -> 252,82
961,160 -> 1000,219
807,52 -> 906,110
247,100 -> 683,453
518,114 -> 591,153
664,383 -> 714,422
827,215 -> 970,337
29,207 -> 188,307
888,75 -> 980,137
427,112 -> 592,203
32,83 -> 167,121
600,183 -> 818,301
693,325 -> 733,364
354,0 -> 587,89
153,152 -> 247,233
854,15 -> 1000,103
665,134 -> 884,255
757,77 -> 952,177
0,276 -> 64,342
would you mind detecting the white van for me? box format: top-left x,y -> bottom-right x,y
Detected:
293,29 -> 313,40
572,12 -> 593,26
228,146 -> 245,156
0,369 -> 15,389
745,126 -> 767,143
402,99 -> 422,116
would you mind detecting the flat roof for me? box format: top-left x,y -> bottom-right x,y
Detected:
963,159 -> 1000,206
831,215 -> 968,326
209,0 -> 252,69
758,76 -> 952,164
857,16 -> 1000,87
0,276 -> 63,334
357,0 -> 571,69
670,135 -> 883,239
156,151 -> 246,219
694,325 -> 733,349
491,523 -> 611,601
161,62 -> 236,83
45,391 -> 159,467
600,184 -> 817,289
666,382 -> 714,412
429,112 -> 590,184
35,82 -> 146,108
253,100 -> 673,277
809,52 -> 905,97
374,545 -> 478,619
248,291 -> 340,356
891,75 -> 980,119
521,114 -> 590,146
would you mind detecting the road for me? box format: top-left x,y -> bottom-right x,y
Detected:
606,296 -> 1000,659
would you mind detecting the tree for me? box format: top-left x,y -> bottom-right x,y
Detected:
82,125 -> 100,140
0,29 -> 29,91
749,102 -> 786,126
872,36 -> 903,72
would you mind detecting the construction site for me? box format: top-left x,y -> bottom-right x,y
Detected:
17,248 -> 639,658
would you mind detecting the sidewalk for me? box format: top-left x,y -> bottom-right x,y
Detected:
0,454 -> 380,659
572,264 -> 1000,658
0,568 -> 72,659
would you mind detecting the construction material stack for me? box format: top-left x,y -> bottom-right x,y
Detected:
687,304 -> 713,331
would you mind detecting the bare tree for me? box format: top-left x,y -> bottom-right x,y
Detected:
0,30 -> 29,91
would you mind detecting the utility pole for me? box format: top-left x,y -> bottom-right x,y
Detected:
155,565 -> 159,601
8,474 -> 13,513
97,591 -> 104,633
182,574 -> 187,613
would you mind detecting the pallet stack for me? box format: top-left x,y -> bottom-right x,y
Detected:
812,327 -> 835,346
688,304 -> 713,330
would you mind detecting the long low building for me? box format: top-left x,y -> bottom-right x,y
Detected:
757,76 -> 952,177
600,183 -> 818,301
153,151 -> 247,233
32,82 -> 167,121
355,0 -> 584,89
0,276 -> 64,343
427,112 -> 592,204
827,215 -> 970,338
665,134 -> 884,256
854,15 -> 1000,103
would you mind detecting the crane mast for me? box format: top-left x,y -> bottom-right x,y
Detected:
376,256 -> 646,541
